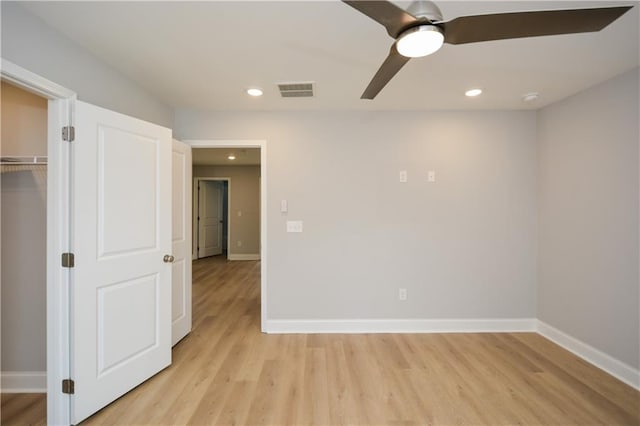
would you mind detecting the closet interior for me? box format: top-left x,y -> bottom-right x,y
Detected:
1,80 -> 48,394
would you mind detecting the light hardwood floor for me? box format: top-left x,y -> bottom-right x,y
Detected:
3,255 -> 639,425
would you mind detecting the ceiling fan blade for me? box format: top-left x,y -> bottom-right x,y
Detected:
361,44 -> 411,100
442,6 -> 633,45
342,0 -> 418,38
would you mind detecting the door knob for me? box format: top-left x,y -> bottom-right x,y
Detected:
163,255 -> 174,263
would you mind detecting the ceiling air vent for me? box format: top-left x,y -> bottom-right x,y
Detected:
277,82 -> 314,98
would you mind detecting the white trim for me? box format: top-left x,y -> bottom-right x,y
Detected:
265,318 -> 537,334
2,57 -> 74,426
1,371 -> 47,393
187,139 -> 265,149
228,254 -> 261,261
47,97 -> 73,426
1,59 -> 75,100
185,140 -> 267,332
537,320 -> 640,390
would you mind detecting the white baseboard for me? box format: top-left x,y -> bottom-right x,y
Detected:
228,253 -> 260,261
265,318 -> 537,334
1,371 -> 46,393
537,320 -> 640,390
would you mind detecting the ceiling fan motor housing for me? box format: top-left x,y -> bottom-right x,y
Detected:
407,0 -> 443,23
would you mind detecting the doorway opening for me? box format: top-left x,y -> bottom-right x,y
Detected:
1,59 -> 75,425
187,141 -> 267,330
1,81 -> 49,421
191,147 -> 261,262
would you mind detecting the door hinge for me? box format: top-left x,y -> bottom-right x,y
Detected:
62,126 -> 75,142
61,253 -> 75,268
62,379 -> 75,394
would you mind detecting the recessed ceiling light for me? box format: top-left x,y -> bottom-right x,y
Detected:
247,88 -> 263,97
228,155 -> 236,160
522,92 -> 540,102
465,88 -> 483,97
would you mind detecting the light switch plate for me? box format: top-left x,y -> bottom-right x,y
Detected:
280,200 -> 288,213
428,171 -> 436,182
286,221 -> 303,233
398,288 -> 407,301
399,170 -> 408,183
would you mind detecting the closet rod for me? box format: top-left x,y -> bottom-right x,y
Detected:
0,156 -> 48,165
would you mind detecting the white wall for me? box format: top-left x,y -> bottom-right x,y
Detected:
176,110 -> 538,321
537,68 -> 639,369
1,2 -> 173,128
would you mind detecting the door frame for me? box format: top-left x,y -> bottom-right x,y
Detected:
1,58 -> 75,425
193,177 -> 231,260
185,140 -> 267,332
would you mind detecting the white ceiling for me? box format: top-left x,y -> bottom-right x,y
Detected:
21,1 -> 639,111
192,148 -> 261,166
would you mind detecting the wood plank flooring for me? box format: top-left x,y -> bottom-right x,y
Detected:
1,393 -> 46,426
3,255 -> 639,425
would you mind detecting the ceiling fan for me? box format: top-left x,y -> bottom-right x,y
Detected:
343,1 -> 633,99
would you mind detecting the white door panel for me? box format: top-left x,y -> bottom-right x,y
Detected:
171,139 -> 192,345
98,126 -> 158,255
72,101 -> 172,424
198,180 -> 223,258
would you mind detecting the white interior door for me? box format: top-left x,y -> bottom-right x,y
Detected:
198,180 -> 223,258
72,101 -> 172,424
171,139 -> 192,346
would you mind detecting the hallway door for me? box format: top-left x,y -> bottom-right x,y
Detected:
198,180 -> 223,258
171,139 -> 192,345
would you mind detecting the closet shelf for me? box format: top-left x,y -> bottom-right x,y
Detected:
0,156 -> 48,165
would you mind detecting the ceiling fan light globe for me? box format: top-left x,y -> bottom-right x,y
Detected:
396,25 -> 444,58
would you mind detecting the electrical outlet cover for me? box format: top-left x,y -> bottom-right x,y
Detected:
286,221 -> 303,233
